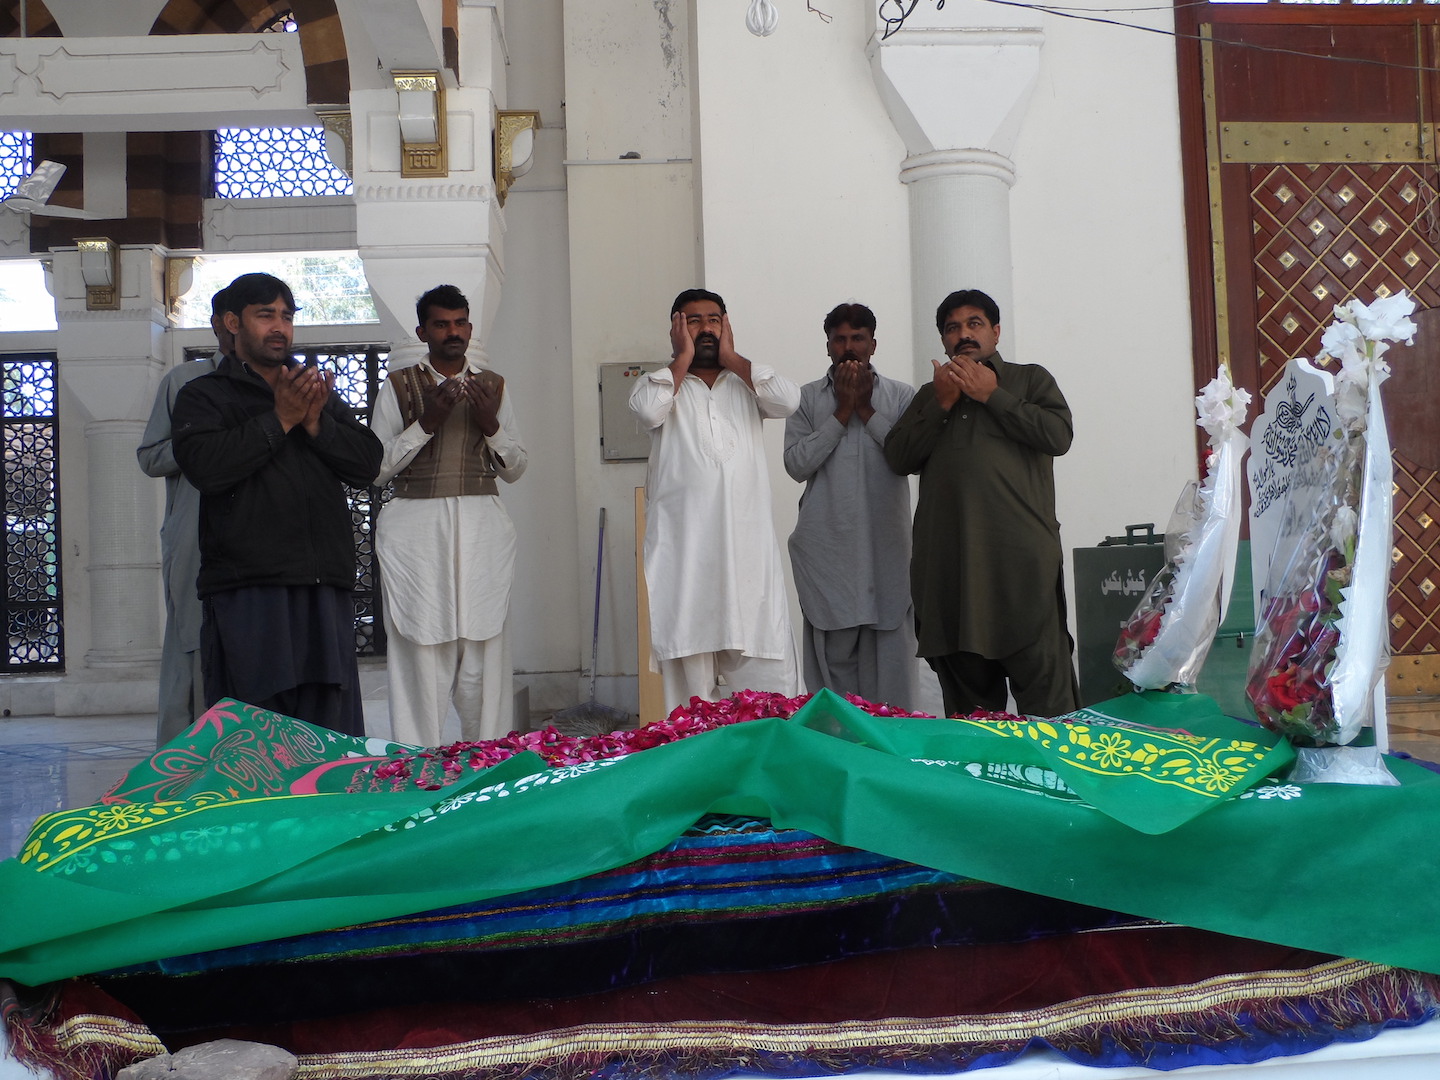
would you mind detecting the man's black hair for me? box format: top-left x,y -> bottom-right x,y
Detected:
417,284 -> 469,326
823,302 -> 876,336
670,288 -> 727,317
210,287 -> 229,319
935,289 -> 1000,334
222,273 -> 298,317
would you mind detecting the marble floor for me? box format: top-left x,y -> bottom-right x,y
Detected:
0,711 -> 155,862
0,664 -> 400,862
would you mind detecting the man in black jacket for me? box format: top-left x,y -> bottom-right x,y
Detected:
173,273 -> 383,734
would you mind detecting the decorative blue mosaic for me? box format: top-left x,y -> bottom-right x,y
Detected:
212,127 -> 354,199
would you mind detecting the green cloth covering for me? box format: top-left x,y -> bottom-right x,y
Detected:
1,689 -> 1437,987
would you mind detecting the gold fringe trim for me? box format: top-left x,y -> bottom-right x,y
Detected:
289,958 -> 1418,1078
8,958 -> 1428,1080
6,1008 -> 165,1080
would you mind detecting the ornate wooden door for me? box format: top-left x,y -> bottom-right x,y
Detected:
1177,3 -> 1440,733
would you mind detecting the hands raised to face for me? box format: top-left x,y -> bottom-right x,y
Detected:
930,355 -> 997,410
276,363 -> 334,436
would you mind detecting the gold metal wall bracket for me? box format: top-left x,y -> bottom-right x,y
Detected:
1388,652 -> 1440,699
494,110 -> 541,206
393,71 -> 447,178
76,238 -> 119,311
314,106 -> 354,177
164,256 -> 196,324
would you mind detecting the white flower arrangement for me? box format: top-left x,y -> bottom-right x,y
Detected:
1195,363 -> 1252,445
1115,364 -> 1248,690
1248,291 -> 1411,764
1315,292 -> 1416,427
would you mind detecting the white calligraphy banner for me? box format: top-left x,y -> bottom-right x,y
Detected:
1246,358 -> 1336,619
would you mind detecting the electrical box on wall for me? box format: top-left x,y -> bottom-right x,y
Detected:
598,362 -> 664,461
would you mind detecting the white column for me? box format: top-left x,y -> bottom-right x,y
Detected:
869,3 -> 1044,377
348,0 -> 507,352
83,417 -> 156,665
51,244 -> 169,711
902,149 -> 1017,362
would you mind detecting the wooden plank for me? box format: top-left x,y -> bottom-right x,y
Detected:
635,486 -> 665,726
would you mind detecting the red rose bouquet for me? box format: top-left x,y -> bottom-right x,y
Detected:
1246,520 -> 1350,745
1246,293 -> 1412,758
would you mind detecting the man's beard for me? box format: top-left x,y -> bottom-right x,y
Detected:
692,334 -> 721,368
241,332 -> 290,367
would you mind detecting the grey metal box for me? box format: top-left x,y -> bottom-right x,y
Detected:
1075,527 -> 1257,717
599,362 -> 664,462
1073,524 -> 1165,707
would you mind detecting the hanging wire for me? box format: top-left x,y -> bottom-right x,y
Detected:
990,0 -> 1440,72
879,0 -> 1440,74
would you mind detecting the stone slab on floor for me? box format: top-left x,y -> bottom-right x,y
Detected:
117,1040 -> 296,1080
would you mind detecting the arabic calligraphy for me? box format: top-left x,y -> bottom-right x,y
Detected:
1099,569 -> 1151,598
1252,373 -> 1333,518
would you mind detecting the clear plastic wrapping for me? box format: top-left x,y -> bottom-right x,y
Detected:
1245,294 -> 1411,749
1114,366 -> 1248,691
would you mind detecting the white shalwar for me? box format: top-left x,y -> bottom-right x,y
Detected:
629,363 -> 803,712
371,357 -> 527,746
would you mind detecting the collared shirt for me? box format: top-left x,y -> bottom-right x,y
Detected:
783,368 -> 916,631
372,355 -> 527,487
370,354 -> 526,645
630,363 -> 800,661
172,354 -> 383,596
884,352 -> 1073,658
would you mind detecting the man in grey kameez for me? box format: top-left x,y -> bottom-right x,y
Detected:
784,302 -> 918,710
884,289 -> 1079,719
136,290 -> 228,745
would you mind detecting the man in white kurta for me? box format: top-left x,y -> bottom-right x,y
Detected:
630,288 -> 802,713
372,285 -> 527,746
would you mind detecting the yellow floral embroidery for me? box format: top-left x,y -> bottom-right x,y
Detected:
1090,733 -> 1132,769
20,791 -> 263,869
954,709 -> 1272,798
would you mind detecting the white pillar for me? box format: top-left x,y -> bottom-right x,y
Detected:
869,2 -> 1044,378
348,0 -> 508,351
83,417 -> 158,666
902,149 -> 1017,364
52,244 -> 169,712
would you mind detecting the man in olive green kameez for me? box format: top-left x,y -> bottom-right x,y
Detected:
883,289 -> 1079,719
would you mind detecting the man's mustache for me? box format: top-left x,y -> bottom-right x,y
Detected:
952,338 -> 980,354
444,336 -> 466,347
695,333 -> 720,348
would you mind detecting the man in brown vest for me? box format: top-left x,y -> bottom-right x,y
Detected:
372,284 -> 528,745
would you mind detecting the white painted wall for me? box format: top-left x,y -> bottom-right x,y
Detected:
0,0 -> 1204,718
487,0 -> 582,710
688,1 -> 915,648
555,0 -> 701,708
1010,0 -> 1200,564
689,0 -> 1198,643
